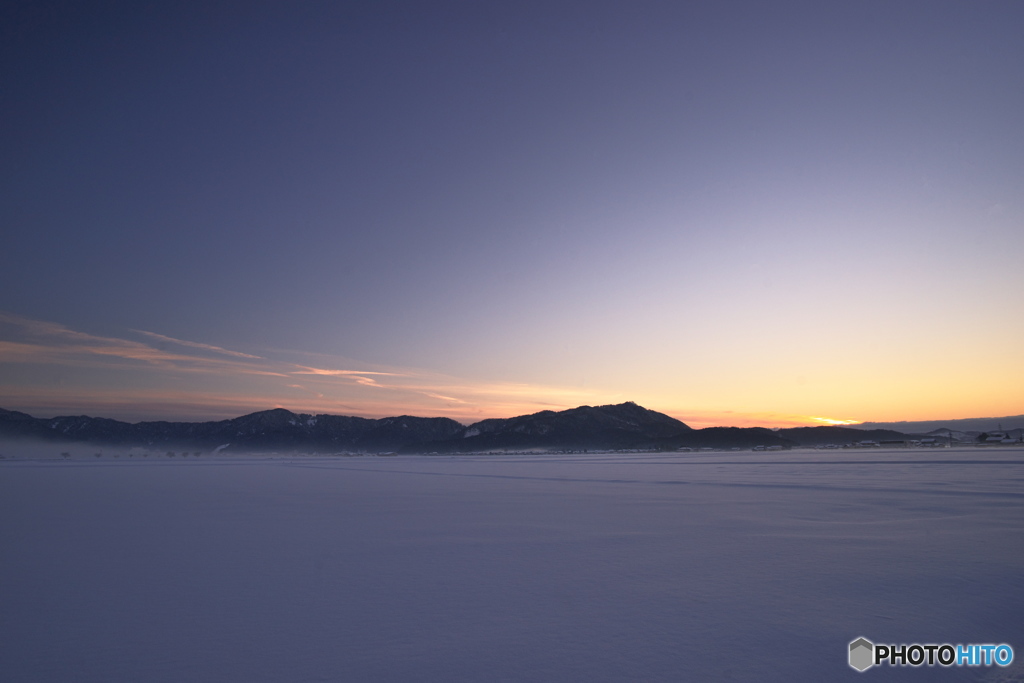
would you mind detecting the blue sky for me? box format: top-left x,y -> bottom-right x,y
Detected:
2,1 -> 1022,426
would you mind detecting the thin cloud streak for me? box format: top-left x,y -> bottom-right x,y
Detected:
422,393 -> 467,404
1,312 -> 243,367
0,338 -> 202,368
291,366 -> 402,377
0,331 -> 288,377
132,330 -> 265,359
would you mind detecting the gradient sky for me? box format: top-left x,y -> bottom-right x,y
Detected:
2,1 -> 1023,427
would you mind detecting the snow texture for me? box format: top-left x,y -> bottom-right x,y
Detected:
1,448 -> 1022,682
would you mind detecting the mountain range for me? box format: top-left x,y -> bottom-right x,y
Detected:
0,403 -> 1006,454
0,406 -> 463,453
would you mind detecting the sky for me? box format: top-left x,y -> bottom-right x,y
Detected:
1,0 -> 1022,428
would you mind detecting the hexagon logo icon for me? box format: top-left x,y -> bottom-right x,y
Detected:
849,637 -> 874,671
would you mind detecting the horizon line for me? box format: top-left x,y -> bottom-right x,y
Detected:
4,401 -> 1021,432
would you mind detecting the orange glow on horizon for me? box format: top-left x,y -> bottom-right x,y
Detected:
667,411 -> 865,430
809,416 -> 862,426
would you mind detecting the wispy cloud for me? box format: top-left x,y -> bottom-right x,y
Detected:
291,366 -> 401,377
0,331 -> 210,368
422,392 -> 467,403
0,312 -> 279,375
132,330 -> 264,359
0,312 -> 190,366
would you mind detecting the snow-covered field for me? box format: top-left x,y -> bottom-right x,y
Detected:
2,449 -> 1022,682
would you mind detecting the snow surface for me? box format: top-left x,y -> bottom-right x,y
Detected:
1,448 -> 1023,682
